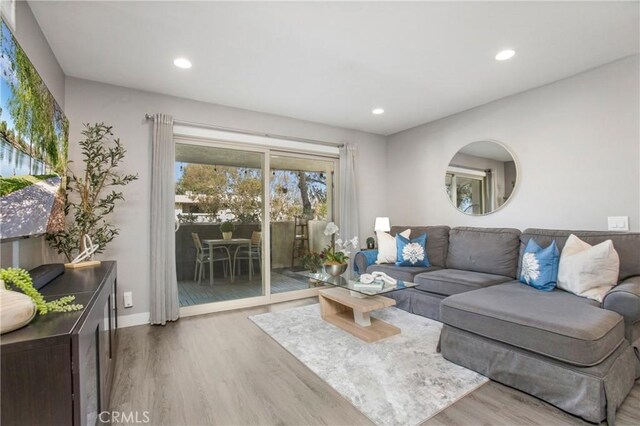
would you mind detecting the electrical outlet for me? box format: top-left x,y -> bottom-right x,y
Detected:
607,216 -> 629,231
123,291 -> 133,308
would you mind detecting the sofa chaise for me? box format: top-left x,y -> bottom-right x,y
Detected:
354,226 -> 640,424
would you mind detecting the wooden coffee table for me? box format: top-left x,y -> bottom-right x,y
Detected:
318,287 -> 400,343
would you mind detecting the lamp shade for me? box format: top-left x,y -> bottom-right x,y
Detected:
374,217 -> 391,232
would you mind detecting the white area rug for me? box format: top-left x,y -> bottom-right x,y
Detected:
250,304 -> 488,426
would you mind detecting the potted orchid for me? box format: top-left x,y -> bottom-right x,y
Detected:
322,222 -> 358,276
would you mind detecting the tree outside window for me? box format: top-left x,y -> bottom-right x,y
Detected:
175,164 -> 328,223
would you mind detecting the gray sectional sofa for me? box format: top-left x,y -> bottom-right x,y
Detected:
354,226 -> 640,424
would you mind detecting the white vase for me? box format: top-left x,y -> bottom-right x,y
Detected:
222,232 -> 232,240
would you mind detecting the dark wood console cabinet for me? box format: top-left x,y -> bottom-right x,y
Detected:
1,261 -> 118,426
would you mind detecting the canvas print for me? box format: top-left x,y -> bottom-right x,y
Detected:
0,18 -> 69,240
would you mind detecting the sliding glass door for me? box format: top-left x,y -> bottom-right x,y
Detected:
173,139 -> 338,313
269,153 -> 336,297
446,171 -> 486,215
174,142 -> 266,308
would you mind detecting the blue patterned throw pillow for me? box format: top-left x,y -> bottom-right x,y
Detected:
395,233 -> 430,267
520,239 -> 560,291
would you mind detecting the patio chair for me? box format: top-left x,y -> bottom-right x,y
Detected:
191,232 -> 232,285
233,231 -> 262,280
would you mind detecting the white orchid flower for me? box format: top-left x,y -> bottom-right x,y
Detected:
349,237 -> 359,248
324,222 -> 339,236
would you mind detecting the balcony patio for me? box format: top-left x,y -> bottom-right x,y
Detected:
176,221 -> 329,306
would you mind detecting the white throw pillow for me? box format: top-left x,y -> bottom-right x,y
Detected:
376,229 -> 411,264
557,234 -> 620,302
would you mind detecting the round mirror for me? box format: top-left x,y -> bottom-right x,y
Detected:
445,141 -> 518,215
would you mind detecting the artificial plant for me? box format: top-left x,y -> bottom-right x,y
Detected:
220,221 -> 235,233
300,252 -> 323,273
366,236 -> 376,249
0,268 -> 83,314
47,123 -> 138,261
322,222 -> 358,265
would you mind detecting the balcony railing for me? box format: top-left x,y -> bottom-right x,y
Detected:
175,220 -> 329,281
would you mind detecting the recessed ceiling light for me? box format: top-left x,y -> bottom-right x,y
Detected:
495,49 -> 515,61
372,108 -> 385,115
173,57 -> 192,69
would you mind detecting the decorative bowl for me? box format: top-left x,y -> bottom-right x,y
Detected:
0,288 -> 37,335
324,263 -> 348,277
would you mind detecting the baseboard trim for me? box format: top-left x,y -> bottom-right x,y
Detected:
118,312 -> 150,328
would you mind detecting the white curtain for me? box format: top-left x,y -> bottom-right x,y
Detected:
339,143 -> 359,275
150,113 -> 179,325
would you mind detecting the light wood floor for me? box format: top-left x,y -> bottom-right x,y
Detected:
109,298 -> 640,425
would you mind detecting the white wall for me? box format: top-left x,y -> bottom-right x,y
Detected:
64,77 -> 387,319
0,1 -> 65,269
387,55 -> 640,232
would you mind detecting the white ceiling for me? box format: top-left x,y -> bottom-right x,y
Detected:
30,1 -> 639,135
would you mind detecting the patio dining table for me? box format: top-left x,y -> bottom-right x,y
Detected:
202,238 -> 252,285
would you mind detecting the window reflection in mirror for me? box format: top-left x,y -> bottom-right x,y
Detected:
445,141 -> 517,215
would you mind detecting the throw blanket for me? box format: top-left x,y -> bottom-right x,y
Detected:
353,249 -> 378,274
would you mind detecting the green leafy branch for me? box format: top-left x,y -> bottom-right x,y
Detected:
47,123 -> 138,261
0,268 -> 83,314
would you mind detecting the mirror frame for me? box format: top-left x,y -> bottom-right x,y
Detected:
444,139 -> 520,216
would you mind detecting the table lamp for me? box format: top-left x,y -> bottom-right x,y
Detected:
374,217 -> 391,233
370,217 -> 391,249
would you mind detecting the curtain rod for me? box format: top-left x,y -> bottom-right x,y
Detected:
144,114 -> 344,148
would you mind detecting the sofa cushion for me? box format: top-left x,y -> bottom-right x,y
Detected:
376,228 -> 410,264
414,269 -> 511,296
366,264 -> 441,283
520,229 -> 640,281
396,233 -> 430,267
441,282 -> 625,366
557,235 -> 620,302
519,239 -> 560,291
390,226 -> 450,268
447,227 -> 521,278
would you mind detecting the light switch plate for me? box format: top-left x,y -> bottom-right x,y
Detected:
608,216 -> 629,231
123,291 -> 133,308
